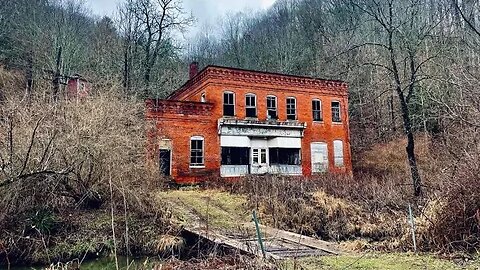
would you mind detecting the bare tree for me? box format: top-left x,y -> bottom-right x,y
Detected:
132,0 -> 193,96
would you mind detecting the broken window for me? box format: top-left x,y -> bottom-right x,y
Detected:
267,95 -> 278,119
223,92 -> 235,116
311,142 -> 328,173
332,101 -> 341,122
333,140 -> 344,167
221,147 -> 249,165
312,99 -> 322,121
269,148 -> 301,165
190,136 -> 204,167
286,97 -> 297,120
246,94 -> 257,118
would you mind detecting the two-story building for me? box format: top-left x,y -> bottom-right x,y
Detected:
146,62 -> 352,184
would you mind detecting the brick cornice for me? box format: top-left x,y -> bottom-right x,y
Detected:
168,66 -> 348,100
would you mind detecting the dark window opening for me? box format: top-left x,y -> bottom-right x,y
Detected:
223,92 -> 235,116
246,94 -> 257,118
332,101 -> 341,122
221,147 -> 249,165
267,96 -> 278,119
269,148 -> 301,165
286,97 -> 296,120
312,100 -> 322,121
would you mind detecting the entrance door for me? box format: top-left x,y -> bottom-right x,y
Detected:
159,149 -> 171,176
251,148 -> 268,174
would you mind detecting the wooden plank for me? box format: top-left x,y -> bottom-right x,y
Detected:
258,224 -> 341,255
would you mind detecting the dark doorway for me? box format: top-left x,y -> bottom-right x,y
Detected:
159,150 -> 171,176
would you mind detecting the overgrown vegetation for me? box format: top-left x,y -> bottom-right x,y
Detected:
0,69 -> 177,266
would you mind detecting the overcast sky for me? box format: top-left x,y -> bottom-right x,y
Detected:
84,0 -> 277,39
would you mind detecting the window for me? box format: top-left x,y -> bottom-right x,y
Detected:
201,93 -> 206,102
267,95 -> 278,119
223,92 -> 235,116
311,142 -> 328,173
333,140 -> 344,167
190,136 -> 204,167
269,148 -> 301,165
286,97 -> 297,120
332,101 -> 341,122
221,147 -> 249,165
312,99 -> 322,121
252,148 -> 267,164
245,94 -> 257,118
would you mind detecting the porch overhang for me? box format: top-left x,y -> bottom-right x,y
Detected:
218,118 -> 307,138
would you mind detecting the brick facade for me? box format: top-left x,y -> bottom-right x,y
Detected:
147,65 -> 352,184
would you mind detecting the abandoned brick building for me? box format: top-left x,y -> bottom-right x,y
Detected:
146,63 -> 352,184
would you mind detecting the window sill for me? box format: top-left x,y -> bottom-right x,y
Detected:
332,121 -> 343,125
190,165 -> 205,169
313,120 -> 324,124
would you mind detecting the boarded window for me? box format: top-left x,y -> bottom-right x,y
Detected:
267,96 -> 278,119
311,142 -> 328,173
246,94 -> 257,117
221,147 -> 249,165
332,101 -> 341,122
269,148 -> 301,165
312,99 -> 322,121
286,97 -> 296,120
333,140 -> 344,167
190,136 -> 204,167
223,92 -> 235,116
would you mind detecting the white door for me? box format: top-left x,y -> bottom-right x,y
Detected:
311,142 -> 328,173
251,148 -> 268,174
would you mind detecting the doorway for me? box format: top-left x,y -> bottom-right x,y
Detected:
159,149 -> 171,176
251,148 -> 268,174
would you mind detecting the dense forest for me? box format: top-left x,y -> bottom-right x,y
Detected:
0,0 -> 479,267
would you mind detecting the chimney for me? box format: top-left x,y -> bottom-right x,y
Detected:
189,61 -> 199,79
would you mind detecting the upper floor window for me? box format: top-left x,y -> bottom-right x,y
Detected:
267,95 -> 278,119
286,97 -> 297,120
190,136 -> 204,167
223,92 -> 235,116
245,94 -> 257,118
201,93 -> 206,102
332,101 -> 341,122
312,99 -> 322,121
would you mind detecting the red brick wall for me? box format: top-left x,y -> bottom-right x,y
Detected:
150,66 -> 352,183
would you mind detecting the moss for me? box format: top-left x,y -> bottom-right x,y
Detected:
156,189 -> 249,230
283,253 -> 480,270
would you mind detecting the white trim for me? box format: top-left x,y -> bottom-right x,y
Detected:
333,139 -> 344,167
223,91 -> 235,117
286,96 -> 297,120
266,95 -> 278,119
312,98 -> 323,122
331,100 -> 342,123
245,93 -> 257,118
189,136 -> 205,167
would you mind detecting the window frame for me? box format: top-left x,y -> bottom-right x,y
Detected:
223,91 -> 235,117
245,93 -> 257,118
266,95 -> 278,120
190,136 -> 205,168
312,99 -> 323,122
286,97 -> 297,120
333,139 -> 344,167
331,101 -> 342,123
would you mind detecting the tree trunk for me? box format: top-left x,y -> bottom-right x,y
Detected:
52,46 -> 62,101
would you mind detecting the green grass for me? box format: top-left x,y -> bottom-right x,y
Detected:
283,253 -> 480,270
156,189 -> 250,230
